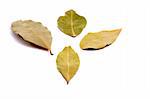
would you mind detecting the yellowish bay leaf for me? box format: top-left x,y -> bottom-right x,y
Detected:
11,20 -> 53,54
56,46 -> 80,84
80,29 -> 122,50
57,10 -> 87,37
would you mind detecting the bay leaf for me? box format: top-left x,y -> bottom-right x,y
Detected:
56,46 -> 80,84
80,29 -> 122,50
57,10 -> 87,37
11,20 -> 53,54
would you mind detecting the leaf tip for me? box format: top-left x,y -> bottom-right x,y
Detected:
68,9 -> 75,12
117,28 -> 122,32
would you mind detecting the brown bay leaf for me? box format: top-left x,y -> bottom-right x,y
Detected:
57,10 -> 87,37
11,20 -> 53,54
56,46 -> 80,84
80,29 -> 122,50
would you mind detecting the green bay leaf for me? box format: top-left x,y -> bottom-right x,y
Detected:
56,46 -> 80,84
57,10 -> 87,37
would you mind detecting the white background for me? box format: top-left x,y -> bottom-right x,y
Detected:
0,0 -> 149,98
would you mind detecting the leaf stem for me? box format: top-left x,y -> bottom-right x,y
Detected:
50,50 -> 53,55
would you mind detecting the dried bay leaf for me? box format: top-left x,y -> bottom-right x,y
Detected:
11,20 -> 53,54
57,10 -> 87,37
80,29 -> 122,50
56,46 -> 80,84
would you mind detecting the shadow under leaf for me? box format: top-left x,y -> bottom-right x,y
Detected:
82,44 -> 111,51
11,31 -> 49,51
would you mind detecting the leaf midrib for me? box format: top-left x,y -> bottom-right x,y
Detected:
66,47 -> 70,83
70,11 -> 76,36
